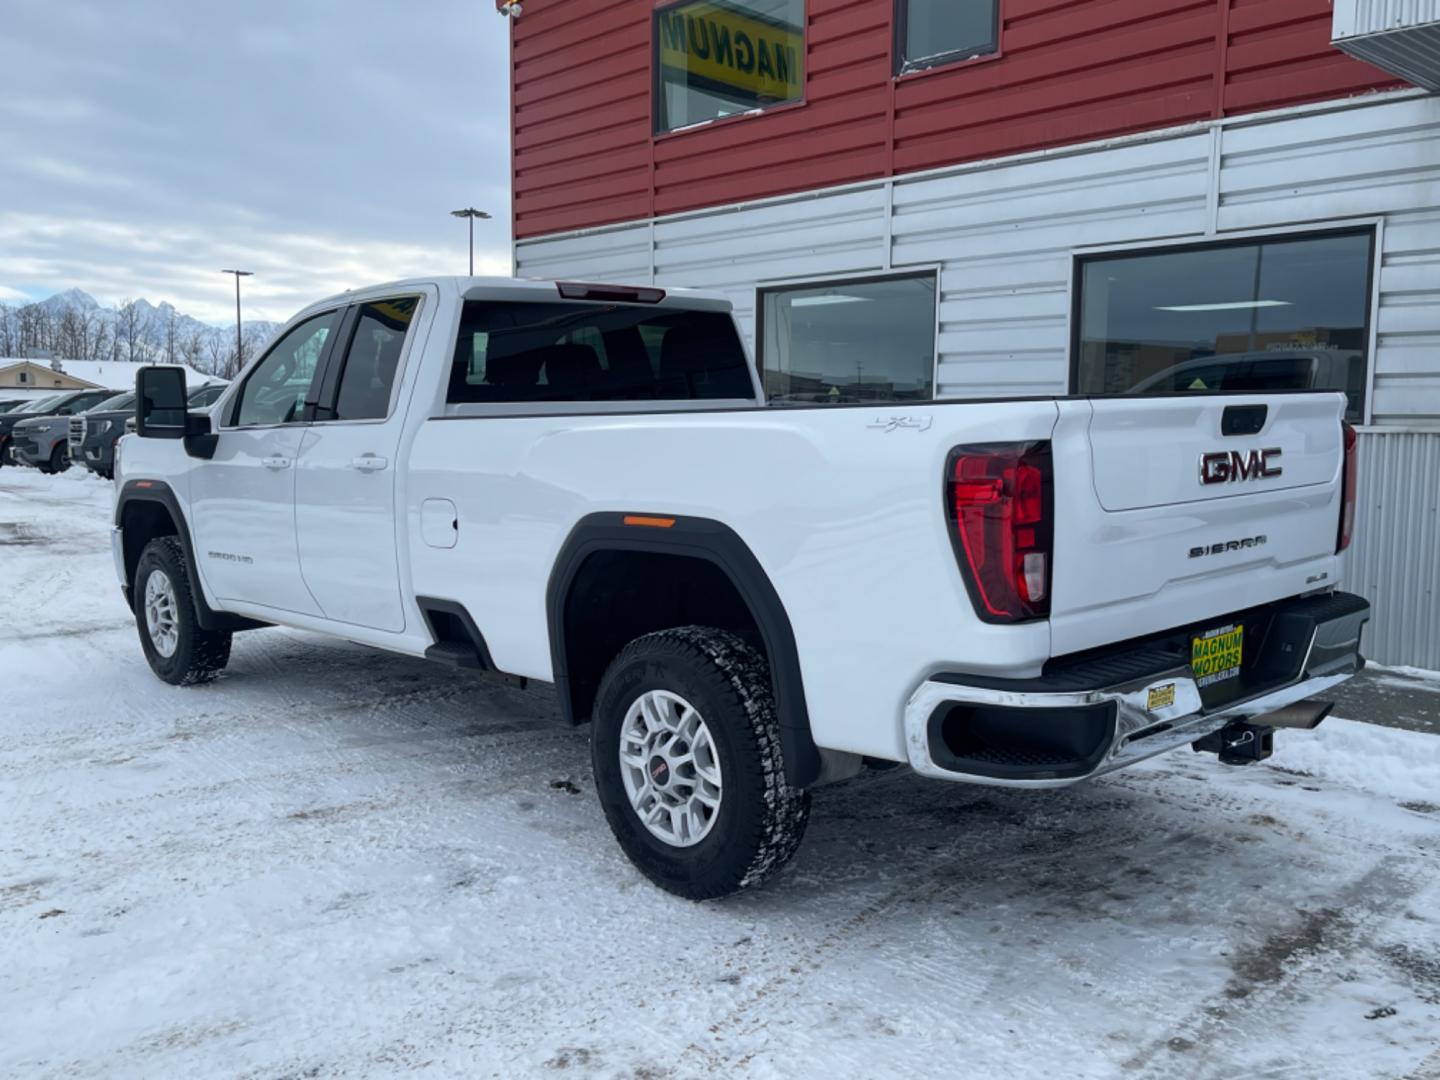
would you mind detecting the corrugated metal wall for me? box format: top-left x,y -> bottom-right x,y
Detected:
510,0 -> 1400,240
518,92 -> 1440,422
893,134 -> 1213,396
1352,430 -> 1440,667
1223,0 -> 1402,113
517,91 -> 1440,666
1216,94 -> 1440,425
1334,0 -> 1440,40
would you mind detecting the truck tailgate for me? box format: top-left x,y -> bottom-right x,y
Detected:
1049,393 -> 1349,656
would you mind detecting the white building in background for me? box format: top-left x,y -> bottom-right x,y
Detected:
506,0 -> 1440,668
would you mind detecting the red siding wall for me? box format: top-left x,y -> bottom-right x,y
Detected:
511,0 -> 1400,240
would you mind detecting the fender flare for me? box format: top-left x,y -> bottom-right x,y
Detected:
115,479 -> 264,633
547,512 -> 822,788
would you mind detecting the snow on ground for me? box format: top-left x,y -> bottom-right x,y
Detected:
2,467 -> 1439,1079
1370,664 -> 1440,686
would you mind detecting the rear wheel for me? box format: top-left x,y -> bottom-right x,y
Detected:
591,627 -> 809,900
133,536 -> 231,685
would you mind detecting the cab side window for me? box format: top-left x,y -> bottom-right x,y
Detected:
232,310 -> 339,427
329,297 -> 417,421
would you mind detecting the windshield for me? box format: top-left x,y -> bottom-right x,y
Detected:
15,395 -> 65,414
88,392 -> 136,413
0,401 -> 22,414
188,383 -> 225,407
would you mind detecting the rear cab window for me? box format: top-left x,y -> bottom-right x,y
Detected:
324,297 -> 418,421
446,301 -> 754,405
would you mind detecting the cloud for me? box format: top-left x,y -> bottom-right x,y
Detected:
0,212 -> 509,323
0,0 -> 514,325
0,285 -> 31,302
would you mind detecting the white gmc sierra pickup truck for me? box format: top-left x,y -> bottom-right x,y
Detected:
113,276 -> 1370,898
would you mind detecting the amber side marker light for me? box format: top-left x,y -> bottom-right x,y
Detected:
623,515 -> 676,529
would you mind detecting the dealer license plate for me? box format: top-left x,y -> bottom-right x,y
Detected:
1192,624 -> 1243,688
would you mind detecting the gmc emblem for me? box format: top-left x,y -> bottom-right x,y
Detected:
1199,447 -> 1283,485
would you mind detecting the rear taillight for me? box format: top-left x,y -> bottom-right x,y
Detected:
946,442 -> 1053,623
1337,421 -> 1358,553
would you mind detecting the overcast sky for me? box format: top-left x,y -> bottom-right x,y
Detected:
0,0 -> 512,324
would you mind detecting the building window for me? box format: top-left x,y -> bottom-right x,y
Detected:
759,272 -> 937,404
896,0 -> 999,75
1074,229 -> 1375,421
654,0 -> 805,133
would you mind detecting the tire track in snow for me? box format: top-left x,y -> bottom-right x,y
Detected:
1124,856 -> 1430,1078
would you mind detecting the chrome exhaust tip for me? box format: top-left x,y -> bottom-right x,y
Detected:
1255,699 -> 1334,730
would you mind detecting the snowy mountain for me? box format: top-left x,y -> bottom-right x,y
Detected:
0,289 -> 282,375
43,289 -> 278,350
36,287 -> 103,314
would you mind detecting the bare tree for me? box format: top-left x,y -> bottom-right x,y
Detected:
240,324 -> 271,375
16,303 -> 53,356
56,307 -> 88,359
0,304 -> 16,357
163,309 -> 179,364
116,299 -> 154,365
204,332 -> 230,377
86,312 -> 112,362
183,327 -> 207,371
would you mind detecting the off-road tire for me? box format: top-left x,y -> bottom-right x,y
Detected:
591,626 -> 810,900
134,536 -> 232,685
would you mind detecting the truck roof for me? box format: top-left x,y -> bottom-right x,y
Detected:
298,276 -> 732,320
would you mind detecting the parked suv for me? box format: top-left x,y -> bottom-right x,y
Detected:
82,383 -> 225,479
1,389 -> 115,470
66,392 -> 136,480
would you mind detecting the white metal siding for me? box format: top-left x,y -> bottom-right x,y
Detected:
1352,429 -> 1440,667
1218,95 -> 1440,424
513,226 -> 651,287
517,92 -> 1440,668
1333,1 -> 1440,91
893,136 -> 1211,397
655,188 -> 888,350
1335,0 -> 1440,38
520,94 -> 1440,424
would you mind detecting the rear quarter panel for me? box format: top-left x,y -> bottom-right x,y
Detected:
406,401 -> 1059,760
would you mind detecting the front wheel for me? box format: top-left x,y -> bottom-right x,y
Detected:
133,536 -> 232,685
591,627 -> 810,900
46,444 -> 69,474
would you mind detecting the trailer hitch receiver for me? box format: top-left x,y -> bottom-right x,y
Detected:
1192,722 -> 1274,766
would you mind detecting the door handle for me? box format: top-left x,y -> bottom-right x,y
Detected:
262,456 -> 292,470
349,454 -> 388,472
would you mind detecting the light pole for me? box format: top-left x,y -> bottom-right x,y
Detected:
450,208 -> 492,276
220,269 -> 253,376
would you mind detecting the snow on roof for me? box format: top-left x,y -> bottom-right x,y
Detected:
0,358 -> 226,390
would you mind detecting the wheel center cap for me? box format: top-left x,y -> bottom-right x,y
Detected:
648,755 -> 671,788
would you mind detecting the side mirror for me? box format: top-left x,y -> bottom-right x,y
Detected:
136,367 -> 188,439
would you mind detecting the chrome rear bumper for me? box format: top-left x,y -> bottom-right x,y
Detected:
904,592 -> 1369,788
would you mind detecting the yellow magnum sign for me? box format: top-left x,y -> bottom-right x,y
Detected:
1192,625 -> 1244,687
657,2 -> 803,104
